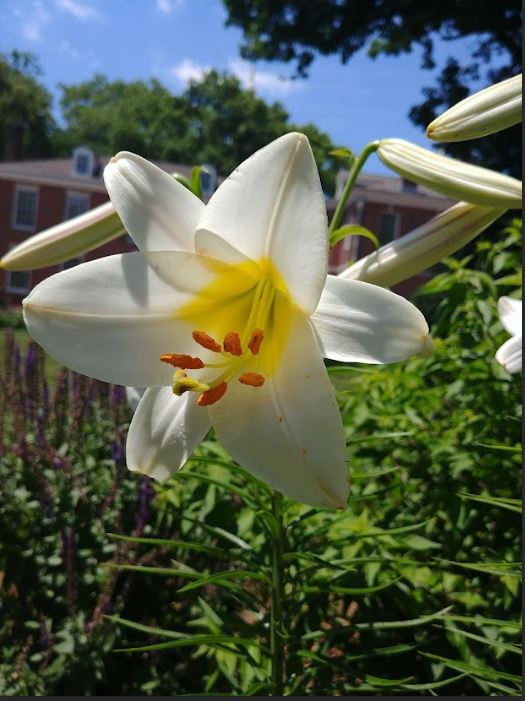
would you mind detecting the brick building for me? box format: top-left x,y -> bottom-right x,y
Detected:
0,148 -> 451,306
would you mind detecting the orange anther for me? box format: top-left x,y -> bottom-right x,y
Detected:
197,382 -> 228,406
248,328 -> 264,355
223,331 -> 243,356
192,330 -> 221,353
238,371 -> 265,387
160,353 -> 205,370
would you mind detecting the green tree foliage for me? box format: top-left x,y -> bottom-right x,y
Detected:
0,51 -> 55,159
55,70 -> 340,193
222,0 -> 522,175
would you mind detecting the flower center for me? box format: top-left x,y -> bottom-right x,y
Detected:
160,259 -> 291,406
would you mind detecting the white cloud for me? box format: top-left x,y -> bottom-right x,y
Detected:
156,0 -> 184,13
58,39 -> 81,58
19,0 -> 49,42
229,59 -> 302,97
55,0 -> 101,20
169,58 -> 210,85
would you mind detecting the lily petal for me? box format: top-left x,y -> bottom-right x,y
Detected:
104,151 -> 205,253
495,334 -> 522,374
311,275 -> 430,364
498,297 -> 522,336
209,307 -> 349,508
196,133 -> 328,314
23,252 -> 219,387
127,387 -> 211,482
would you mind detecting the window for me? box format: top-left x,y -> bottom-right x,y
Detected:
72,147 -> 94,177
200,165 -> 216,198
65,192 -> 90,219
6,270 -> 31,293
12,187 -> 38,230
60,256 -> 84,271
378,212 -> 399,245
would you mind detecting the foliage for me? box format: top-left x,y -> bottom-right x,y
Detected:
222,0 -> 522,175
0,225 -> 521,695
54,70 -> 341,194
0,51 -> 55,160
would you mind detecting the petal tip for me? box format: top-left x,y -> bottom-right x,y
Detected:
419,333 -> 434,357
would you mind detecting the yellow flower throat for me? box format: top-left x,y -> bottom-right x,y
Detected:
160,257 -> 292,406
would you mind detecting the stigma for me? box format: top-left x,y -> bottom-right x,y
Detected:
161,327 -> 266,406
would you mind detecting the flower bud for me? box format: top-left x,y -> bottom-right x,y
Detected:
0,201 -> 125,271
340,202 -> 505,288
427,74 -> 522,142
377,138 -> 521,209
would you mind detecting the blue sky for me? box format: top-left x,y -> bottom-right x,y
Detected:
1,0 -> 485,174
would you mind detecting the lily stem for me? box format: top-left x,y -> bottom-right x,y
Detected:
328,140 -> 380,240
270,490 -> 285,696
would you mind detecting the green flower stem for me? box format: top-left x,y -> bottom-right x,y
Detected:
270,490 -> 285,696
328,140 -> 380,239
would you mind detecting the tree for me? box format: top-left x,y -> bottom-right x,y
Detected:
0,51 -> 55,160
222,0 -> 522,175
56,70 -> 341,193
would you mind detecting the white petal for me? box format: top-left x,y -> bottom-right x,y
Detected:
23,252 -> 215,387
196,133 -> 328,314
495,335 -> 522,374
498,297 -> 522,336
311,275 -> 430,364
104,152 -> 204,253
209,307 -> 349,508
126,386 -> 145,412
127,387 -> 211,482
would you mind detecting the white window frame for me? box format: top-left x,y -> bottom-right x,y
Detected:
11,185 -> 39,231
71,146 -> 94,178
378,210 -> 400,244
64,191 -> 90,220
6,269 -> 31,294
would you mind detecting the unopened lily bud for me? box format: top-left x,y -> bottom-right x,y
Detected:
340,202 -> 505,288
427,74 -> 522,142
0,201 -> 125,271
377,138 -> 521,209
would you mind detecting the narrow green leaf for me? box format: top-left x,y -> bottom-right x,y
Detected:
178,569 -> 271,593
440,614 -> 521,630
108,533 -> 248,560
365,674 -> 414,687
105,615 -> 185,639
439,559 -> 521,577
473,441 -> 521,453
180,515 -> 252,550
458,491 -> 522,513
114,634 -> 268,654
400,674 -> 467,691
355,606 -> 453,630
329,147 -> 355,161
303,576 -> 402,596
421,652 -> 522,683
439,624 -> 521,655
190,166 -> 203,198
330,224 -> 379,249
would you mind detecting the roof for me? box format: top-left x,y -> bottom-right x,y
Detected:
0,156 -> 198,193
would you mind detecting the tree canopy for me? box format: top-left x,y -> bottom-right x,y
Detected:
55,70 -> 342,193
222,0 -> 522,174
0,51 -> 55,160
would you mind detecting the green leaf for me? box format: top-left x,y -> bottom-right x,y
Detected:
329,147 -> 355,161
458,491 -> 522,513
303,576 -> 402,596
439,559 -> 521,577
105,615 -> 185,639
421,652 -> 522,683
177,568 -> 271,593
439,624 -> 521,655
114,634 -> 269,654
190,166 -> 203,198
365,674 -> 414,687
330,224 -> 379,249
440,614 -> 521,630
354,606 -> 453,630
108,533 -> 249,560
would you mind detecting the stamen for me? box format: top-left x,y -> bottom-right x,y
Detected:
238,371 -> 265,387
197,382 -> 228,406
223,331 -> 243,356
193,330 -> 221,353
248,328 -> 264,355
172,369 -> 209,396
160,353 -> 205,369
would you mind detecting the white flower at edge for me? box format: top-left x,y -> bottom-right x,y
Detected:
23,133 -> 431,508
495,297 -> 522,374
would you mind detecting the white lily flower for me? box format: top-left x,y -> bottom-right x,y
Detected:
23,134 -> 431,508
0,201 -> 124,271
377,138 -> 521,209
495,297 -> 522,374
340,202 -> 505,288
427,74 -> 522,142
